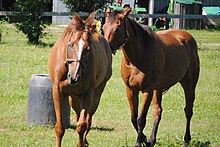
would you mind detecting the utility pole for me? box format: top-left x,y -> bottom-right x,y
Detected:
0,0 -> 2,10
148,0 -> 154,26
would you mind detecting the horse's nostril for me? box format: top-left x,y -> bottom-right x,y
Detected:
67,72 -> 80,85
67,73 -> 71,79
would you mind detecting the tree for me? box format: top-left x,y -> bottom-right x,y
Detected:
0,19 -> 6,42
61,0 -> 114,13
12,0 -> 51,44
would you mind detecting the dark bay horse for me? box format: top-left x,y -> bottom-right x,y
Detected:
48,12 -> 112,147
103,8 -> 200,147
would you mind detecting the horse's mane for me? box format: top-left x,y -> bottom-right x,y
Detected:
60,12 -> 100,44
107,10 -> 158,47
107,10 -> 123,23
126,17 -> 157,47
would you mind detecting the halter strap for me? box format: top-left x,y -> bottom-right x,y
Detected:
65,32 -> 81,63
116,18 -> 130,53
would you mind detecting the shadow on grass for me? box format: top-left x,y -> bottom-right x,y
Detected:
69,125 -> 114,132
190,140 -> 211,147
36,42 -> 55,48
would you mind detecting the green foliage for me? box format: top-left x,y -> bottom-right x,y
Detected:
0,23 -> 2,42
11,0 -> 51,44
0,19 -> 5,42
216,24 -> 220,30
61,0 -> 114,12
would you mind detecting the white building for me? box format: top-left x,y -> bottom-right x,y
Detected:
52,0 -> 70,24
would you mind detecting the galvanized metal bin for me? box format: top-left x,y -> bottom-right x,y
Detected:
26,74 -> 70,128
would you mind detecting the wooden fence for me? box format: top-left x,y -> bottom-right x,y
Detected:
1,11 -> 220,19
1,11 -> 220,29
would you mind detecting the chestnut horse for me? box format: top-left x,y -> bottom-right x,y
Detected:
48,12 -> 112,147
103,8 -> 199,147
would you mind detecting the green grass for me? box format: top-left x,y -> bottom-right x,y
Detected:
0,24 -> 219,147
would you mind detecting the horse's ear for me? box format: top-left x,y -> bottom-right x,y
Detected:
122,8 -> 132,17
72,13 -> 82,22
118,8 -> 131,20
84,11 -> 97,26
106,7 -> 111,17
71,13 -> 84,27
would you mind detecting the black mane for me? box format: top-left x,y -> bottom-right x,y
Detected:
125,17 -> 157,48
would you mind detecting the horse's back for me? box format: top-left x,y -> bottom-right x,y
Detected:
155,29 -> 199,90
157,29 -> 199,63
157,30 -> 197,48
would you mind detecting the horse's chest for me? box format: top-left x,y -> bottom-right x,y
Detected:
122,64 -> 145,90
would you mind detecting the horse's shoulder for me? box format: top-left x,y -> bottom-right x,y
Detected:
157,29 -> 192,38
156,29 -> 193,46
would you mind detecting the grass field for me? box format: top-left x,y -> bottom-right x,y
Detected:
0,24 -> 219,147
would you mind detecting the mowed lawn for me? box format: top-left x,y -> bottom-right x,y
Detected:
0,24 -> 219,147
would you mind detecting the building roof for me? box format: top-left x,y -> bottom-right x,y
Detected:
203,7 -> 220,15
176,0 -> 202,4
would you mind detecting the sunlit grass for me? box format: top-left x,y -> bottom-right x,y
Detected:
0,24 -> 219,146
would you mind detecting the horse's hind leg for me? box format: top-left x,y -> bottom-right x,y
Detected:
149,90 -> 163,146
181,50 -> 199,146
180,81 -> 195,146
180,69 -> 199,146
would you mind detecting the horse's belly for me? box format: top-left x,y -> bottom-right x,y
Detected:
157,52 -> 190,90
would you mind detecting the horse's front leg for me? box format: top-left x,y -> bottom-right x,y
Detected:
52,84 -> 66,147
149,90 -> 163,146
76,109 -> 88,147
76,92 -> 92,147
126,86 -> 139,132
135,91 -> 153,147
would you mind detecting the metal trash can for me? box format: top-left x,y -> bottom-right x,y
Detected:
26,74 -> 70,128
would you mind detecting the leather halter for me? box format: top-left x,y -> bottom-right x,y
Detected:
119,18 -> 129,49
65,31 -> 81,64
65,43 -> 81,63
112,18 -> 129,54
65,25 -> 91,64
64,31 -> 90,73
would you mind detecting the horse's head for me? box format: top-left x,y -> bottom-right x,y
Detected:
65,12 -> 96,85
103,8 -> 131,54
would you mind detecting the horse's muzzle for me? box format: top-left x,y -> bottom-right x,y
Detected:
109,44 -> 118,55
67,72 -> 80,85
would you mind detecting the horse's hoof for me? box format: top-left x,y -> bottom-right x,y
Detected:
183,142 -> 189,147
148,139 -> 156,147
134,141 -> 152,147
147,141 -> 155,147
134,142 -> 141,147
85,139 -> 89,147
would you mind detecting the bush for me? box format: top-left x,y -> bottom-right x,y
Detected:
61,0 -> 114,13
0,19 -> 7,42
11,0 -> 51,44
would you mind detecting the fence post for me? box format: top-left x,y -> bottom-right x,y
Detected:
148,0 -> 154,27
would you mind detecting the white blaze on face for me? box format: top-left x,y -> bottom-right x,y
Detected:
78,38 -> 85,61
74,38 -> 85,78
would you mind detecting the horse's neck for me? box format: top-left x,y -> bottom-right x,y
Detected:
123,19 -> 157,66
